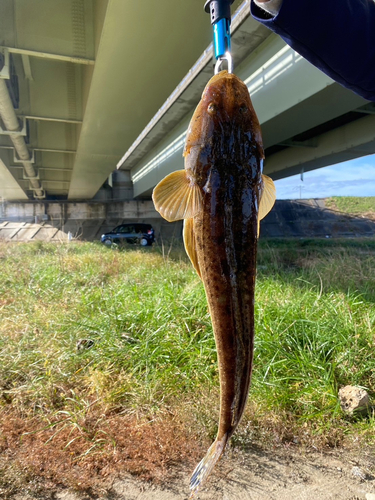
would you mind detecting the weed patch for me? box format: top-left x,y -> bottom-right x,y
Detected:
0,407 -> 204,494
326,196 -> 375,217
1,240 -> 375,494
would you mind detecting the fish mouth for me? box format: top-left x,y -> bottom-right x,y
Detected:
206,69 -> 235,85
204,70 -> 248,99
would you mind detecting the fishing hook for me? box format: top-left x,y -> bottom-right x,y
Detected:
204,0 -> 234,74
214,51 -> 233,74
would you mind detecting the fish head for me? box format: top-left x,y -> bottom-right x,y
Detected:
184,70 -> 264,185
152,71 -> 275,225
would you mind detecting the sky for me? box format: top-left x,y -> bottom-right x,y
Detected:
274,154 -> 375,199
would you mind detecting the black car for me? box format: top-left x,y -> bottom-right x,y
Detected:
101,223 -> 155,247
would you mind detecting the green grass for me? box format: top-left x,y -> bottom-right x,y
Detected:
326,196 -> 375,216
1,239 -> 375,463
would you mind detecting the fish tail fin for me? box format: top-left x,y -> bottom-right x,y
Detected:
189,434 -> 228,499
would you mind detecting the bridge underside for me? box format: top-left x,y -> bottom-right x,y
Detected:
119,26 -> 373,198
1,0 -> 373,205
1,0 -> 243,201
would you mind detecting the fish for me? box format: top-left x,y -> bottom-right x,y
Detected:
152,70 -> 276,497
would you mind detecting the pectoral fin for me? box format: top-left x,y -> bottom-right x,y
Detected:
152,170 -> 202,222
258,174 -> 276,237
183,218 -> 201,279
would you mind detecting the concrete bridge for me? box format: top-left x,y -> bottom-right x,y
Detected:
0,0 -> 374,210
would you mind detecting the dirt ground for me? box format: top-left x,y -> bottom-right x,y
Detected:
9,445 -> 375,500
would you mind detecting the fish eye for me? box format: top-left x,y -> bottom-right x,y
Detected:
207,103 -> 217,114
239,104 -> 248,114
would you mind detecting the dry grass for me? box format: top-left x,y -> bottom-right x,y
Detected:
0,406 -> 205,497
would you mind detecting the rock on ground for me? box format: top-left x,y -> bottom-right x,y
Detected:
338,386 -> 371,415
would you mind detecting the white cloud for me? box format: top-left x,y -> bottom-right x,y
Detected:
274,154 -> 375,199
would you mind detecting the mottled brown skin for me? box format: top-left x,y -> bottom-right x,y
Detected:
185,71 -> 264,441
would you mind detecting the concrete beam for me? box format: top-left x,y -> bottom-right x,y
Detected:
117,1 -> 266,170
266,113 -> 375,180
23,115 -> 82,124
21,55 -> 33,80
3,47 -> 94,65
67,1 -> 221,199
0,146 -> 76,154
0,157 -> 28,200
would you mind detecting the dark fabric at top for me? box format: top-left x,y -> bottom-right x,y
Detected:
250,0 -> 375,102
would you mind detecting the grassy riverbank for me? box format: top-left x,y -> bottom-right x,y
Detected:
1,239 -> 375,493
326,196 -> 375,217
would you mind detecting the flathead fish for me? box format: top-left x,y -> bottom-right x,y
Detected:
152,70 -> 276,497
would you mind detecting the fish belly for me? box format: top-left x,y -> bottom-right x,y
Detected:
194,167 -> 258,440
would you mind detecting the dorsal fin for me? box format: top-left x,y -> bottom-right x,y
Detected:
152,170 -> 202,222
